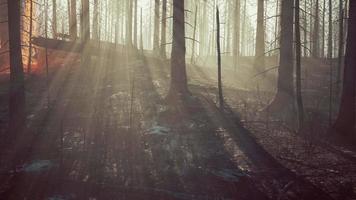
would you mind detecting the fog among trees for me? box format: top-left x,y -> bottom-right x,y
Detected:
0,0 -> 355,199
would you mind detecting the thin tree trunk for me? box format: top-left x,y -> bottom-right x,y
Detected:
254,0 -> 265,72
313,0 -> 320,57
153,0 -> 160,52
140,8 -> 144,54
161,0 -> 167,59
241,0 -> 247,55
133,0 -> 138,48
321,0 -> 326,58
93,0 -> 99,40
216,7 -> 223,109
191,5 -> 197,64
52,0 -> 57,38
233,0 -> 240,70
70,0 -> 77,40
27,0 -> 33,74
295,0 -> 304,130
337,0 -> 344,91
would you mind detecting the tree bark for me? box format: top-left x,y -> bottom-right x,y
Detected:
7,0 -> 26,137
216,7 -> 223,108
52,0 -> 57,38
70,0 -> 77,40
268,0 -> 295,113
93,0 -> 99,40
312,0 -> 320,57
161,0 -> 167,59
333,0 -> 356,135
295,0 -> 304,130
254,0 -> 265,73
153,0 -> 160,52
233,0 -> 240,70
168,0 -> 189,98
337,0 -> 344,90
190,5 -> 197,64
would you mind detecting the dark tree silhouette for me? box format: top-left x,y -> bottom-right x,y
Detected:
153,0 -> 160,52
69,0 -> 77,40
160,0 -> 167,59
333,0 -> 356,135
268,0 -> 294,114
254,0 -> 265,73
7,0 -> 25,138
168,0 -> 189,98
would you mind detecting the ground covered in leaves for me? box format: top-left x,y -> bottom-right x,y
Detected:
0,53 -> 354,200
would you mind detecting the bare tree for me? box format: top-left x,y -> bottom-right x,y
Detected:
254,0 -> 265,73
268,0 -> 295,114
295,0 -> 304,130
333,0 -> 355,135
153,0 -> 160,52
7,0 -> 26,137
167,0 -> 189,98
70,0 -> 77,40
232,0 -> 240,69
161,0 -> 167,59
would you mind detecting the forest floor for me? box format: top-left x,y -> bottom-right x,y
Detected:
0,51 -> 355,200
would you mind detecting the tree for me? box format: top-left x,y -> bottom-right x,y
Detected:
126,0 -> 133,47
134,0 -> 138,48
153,0 -> 160,52
337,0 -> 344,88
160,0 -> 167,59
216,7 -> 223,108
80,0 -> 90,43
7,0 -> 26,138
93,0 -> 99,40
268,0 -> 294,114
295,0 -> 304,130
52,0 -> 57,38
70,0 -> 77,40
167,0 -> 189,98
232,0 -> 240,69
312,0 -> 320,57
254,0 -> 265,73
333,0 -> 355,135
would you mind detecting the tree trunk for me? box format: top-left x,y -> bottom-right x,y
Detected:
216,7 -> 223,109
168,0 -> 189,98
321,0 -> 326,58
93,0 -> 99,40
337,0 -> 344,90
327,0 -> 333,59
312,0 -> 320,57
254,0 -> 265,73
190,5 -> 197,64
27,0 -> 33,74
81,0 -> 90,43
70,0 -> 77,40
133,0 -> 138,48
160,0 -> 167,59
233,0 -> 240,70
153,0 -> 160,52
7,0 -> 26,138
333,0 -> 356,135
52,0 -> 57,38
295,0 -> 304,130
268,0 -> 294,113
126,0 -> 133,47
